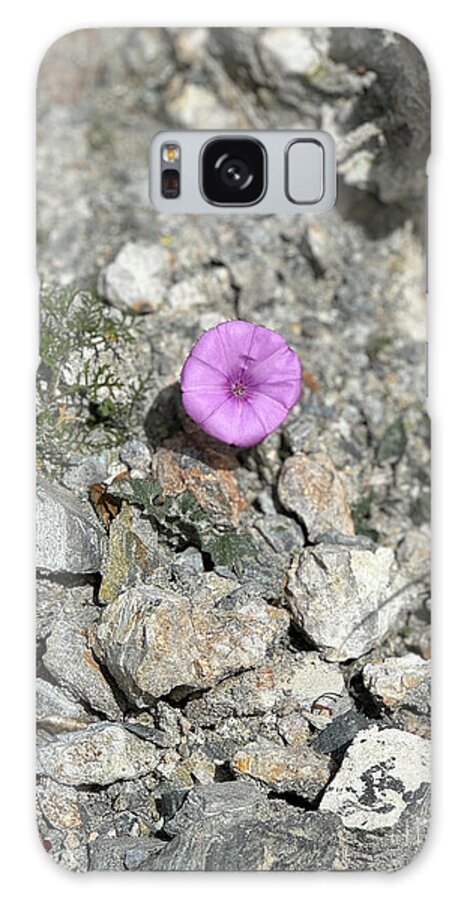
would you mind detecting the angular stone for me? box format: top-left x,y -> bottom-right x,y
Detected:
363,654 -> 430,708
142,781 -> 342,871
320,726 -> 431,831
99,504 -> 154,604
37,723 -> 162,786
119,439 -> 152,474
97,241 -> 171,313
277,452 -> 354,541
62,450 -> 111,495
43,618 -> 122,719
312,710 -> 371,755
37,478 -> 105,574
286,544 -> 397,661
231,739 -> 332,801
36,678 -> 98,733
153,445 -> 245,529
93,573 -> 289,704
185,649 -> 349,733
363,654 -> 431,738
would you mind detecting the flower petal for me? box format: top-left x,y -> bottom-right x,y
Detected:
197,394 -> 269,446
182,387 -> 230,425
181,353 -> 229,391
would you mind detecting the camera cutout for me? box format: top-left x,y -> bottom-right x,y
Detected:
201,138 -> 267,206
150,130 -> 336,215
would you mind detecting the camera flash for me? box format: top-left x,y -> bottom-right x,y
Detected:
162,144 -> 180,163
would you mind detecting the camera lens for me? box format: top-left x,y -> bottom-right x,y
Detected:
218,157 -> 250,190
202,138 -> 266,206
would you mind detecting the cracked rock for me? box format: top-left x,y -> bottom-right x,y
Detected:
277,452 -> 354,541
37,478 -> 105,574
286,543 -> 398,660
37,723 -> 163,786
36,778 -> 82,831
92,573 -> 289,704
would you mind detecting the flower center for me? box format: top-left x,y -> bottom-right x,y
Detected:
231,380 -> 247,397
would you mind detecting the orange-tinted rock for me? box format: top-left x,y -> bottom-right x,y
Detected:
153,443 -> 246,528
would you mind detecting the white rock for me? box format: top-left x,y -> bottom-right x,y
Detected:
320,726 -> 431,830
259,28 -> 321,77
97,242 -> 170,312
287,544 -> 398,661
169,83 -> 242,129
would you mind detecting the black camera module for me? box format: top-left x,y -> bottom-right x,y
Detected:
201,138 -> 266,206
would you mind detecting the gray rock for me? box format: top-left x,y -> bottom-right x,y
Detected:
119,439 -> 152,474
36,579 -> 99,641
312,709 -> 371,755
43,618 -> 122,719
363,654 -> 431,738
330,28 -> 430,206
62,450 -> 111,495
142,782 -> 341,871
36,678 -> 98,733
254,514 -> 305,556
88,836 -> 164,871
277,452 -> 355,541
320,725 -> 431,830
37,723 -> 163,786
92,573 -> 289,704
231,739 -> 332,801
286,544 -> 398,660
37,478 -> 105,574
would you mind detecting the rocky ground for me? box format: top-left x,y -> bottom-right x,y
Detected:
36,28 -> 431,871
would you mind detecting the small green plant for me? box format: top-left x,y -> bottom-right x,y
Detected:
351,491 -> 379,542
37,287 -> 153,478
111,476 -> 255,567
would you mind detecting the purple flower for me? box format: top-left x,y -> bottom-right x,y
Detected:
181,320 -> 302,447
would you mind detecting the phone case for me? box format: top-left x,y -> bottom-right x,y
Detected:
36,27 -> 431,872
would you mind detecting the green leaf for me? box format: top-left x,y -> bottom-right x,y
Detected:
203,532 -> 255,567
